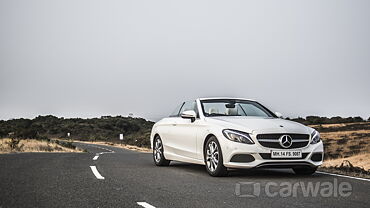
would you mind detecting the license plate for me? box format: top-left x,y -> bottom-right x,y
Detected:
271,150 -> 302,158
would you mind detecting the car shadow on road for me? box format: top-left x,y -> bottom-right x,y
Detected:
169,162 -> 207,173
169,162 -> 323,179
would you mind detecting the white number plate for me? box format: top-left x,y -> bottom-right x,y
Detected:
271,150 -> 302,158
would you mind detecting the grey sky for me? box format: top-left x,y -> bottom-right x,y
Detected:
0,0 -> 369,121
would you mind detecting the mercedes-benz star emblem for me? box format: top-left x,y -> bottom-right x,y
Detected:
279,135 -> 293,148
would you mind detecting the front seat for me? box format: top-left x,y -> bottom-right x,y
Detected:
208,108 -> 219,115
226,108 -> 238,116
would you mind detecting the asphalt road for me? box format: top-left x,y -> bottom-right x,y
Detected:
0,142 -> 369,208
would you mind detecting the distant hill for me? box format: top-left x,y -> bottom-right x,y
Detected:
288,116 -> 368,125
0,115 -> 154,147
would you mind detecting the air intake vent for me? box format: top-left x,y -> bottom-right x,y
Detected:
311,153 -> 323,162
230,154 -> 255,163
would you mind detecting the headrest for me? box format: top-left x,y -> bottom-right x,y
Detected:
208,108 -> 219,115
226,108 -> 238,115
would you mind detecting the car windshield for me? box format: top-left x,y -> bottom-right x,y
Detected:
200,99 -> 275,118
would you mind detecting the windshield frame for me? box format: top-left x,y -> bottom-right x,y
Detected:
200,99 -> 277,118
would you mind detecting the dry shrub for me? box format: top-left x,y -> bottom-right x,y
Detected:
0,138 -> 82,153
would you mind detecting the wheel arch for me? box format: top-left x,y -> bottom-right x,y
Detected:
153,133 -> 160,146
202,134 -> 216,159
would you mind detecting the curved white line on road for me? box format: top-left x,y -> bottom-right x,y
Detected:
317,171 -> 370,182
87,144 -> 115,153
90,166 -> 105,180
137,202 -> 156,208
88,144 -> 115,161
99,146 -> 114,152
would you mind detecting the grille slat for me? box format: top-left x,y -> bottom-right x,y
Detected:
256,133 -> 309,149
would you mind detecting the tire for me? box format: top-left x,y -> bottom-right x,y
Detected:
293,166 -> 317,175
204,136 -> 228,177
153,136 -> 170,166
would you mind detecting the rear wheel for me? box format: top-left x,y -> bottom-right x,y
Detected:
293,166 -> 317,175
204,136 -> 228,177
153,136 -> 170,166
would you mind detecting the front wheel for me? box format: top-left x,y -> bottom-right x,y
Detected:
293,166 -> 317,175
204,136 -> 228,177
153,136 -> 170,166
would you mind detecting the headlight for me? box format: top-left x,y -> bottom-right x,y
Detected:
310,130 -> 321,144
222,129 -> 254,144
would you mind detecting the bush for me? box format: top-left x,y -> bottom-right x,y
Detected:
55,140 -> 76,149
290,116 -> 367,125
6,138 -> 24,151
37,135 -> 50,142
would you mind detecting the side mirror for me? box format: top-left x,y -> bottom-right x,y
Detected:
275,112 -> 283,118
181,110 -> 196,122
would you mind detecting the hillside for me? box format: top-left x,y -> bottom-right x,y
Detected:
309,122 -> 370,160
308,122 -> 370,173
0,115 -> 154,147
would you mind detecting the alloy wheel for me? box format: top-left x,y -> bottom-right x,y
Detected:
206,141 -> 219,172
154,138 -> 163,163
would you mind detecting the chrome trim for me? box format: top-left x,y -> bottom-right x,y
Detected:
255,162 -> 316,168
258,139 -> 279,142
258,139 -> 309,143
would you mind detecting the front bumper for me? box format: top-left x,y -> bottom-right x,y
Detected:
220,137 -> 324,169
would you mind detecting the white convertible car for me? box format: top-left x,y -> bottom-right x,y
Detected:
150,98 -> 323,176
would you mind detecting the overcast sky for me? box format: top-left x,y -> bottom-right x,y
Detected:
0,0 -> 369,121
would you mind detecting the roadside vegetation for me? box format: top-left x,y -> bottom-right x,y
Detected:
0,138 -> 83,153
78,140 -> 151,153
0,115 -> 154,147
319,154 -> 370,179
305,121 -> 370,178
288,116 -> 368,125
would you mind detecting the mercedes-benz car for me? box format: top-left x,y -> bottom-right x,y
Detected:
150,98 -> 323,176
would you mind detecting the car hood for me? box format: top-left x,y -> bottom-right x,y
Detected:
207,116 -> 311,134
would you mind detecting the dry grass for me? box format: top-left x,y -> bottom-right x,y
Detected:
309,122 -> 370,178
77,140 -> 151,153
309,123 -> 370,159
110,143 -> 151,153
321,131 -> 369,158
309,122 -> 369,129
322,153 -> 370,171
0,138 -> 83,153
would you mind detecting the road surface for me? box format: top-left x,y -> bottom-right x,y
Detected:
0,142 -> 369,208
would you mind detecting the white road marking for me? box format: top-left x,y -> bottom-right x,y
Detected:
88,144 -> 115,162
87,144 -> 115,153
80,143 -> 117,180
90,166 -> 105,180
137,202 -> 156,208
317,171 -> 370,182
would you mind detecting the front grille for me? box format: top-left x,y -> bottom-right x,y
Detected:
256,134 -> 309,149
259,153 -> 309,160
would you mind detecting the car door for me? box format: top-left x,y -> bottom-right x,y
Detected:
167,100 -> 199,159
159,102 -> 184,157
